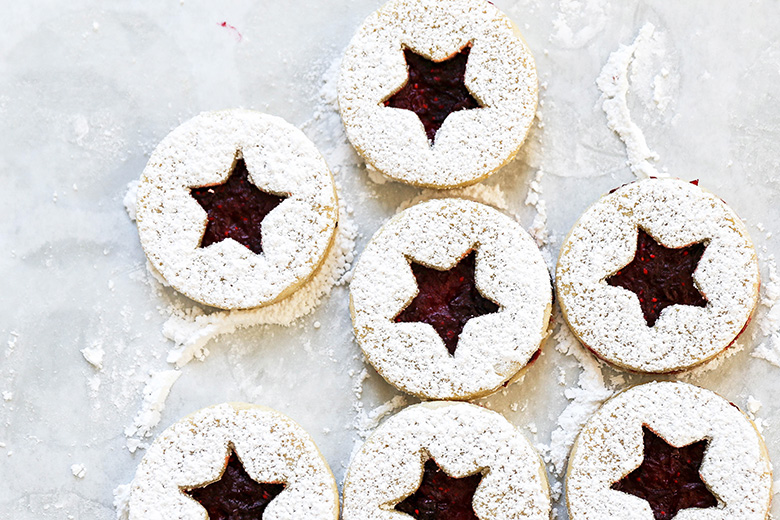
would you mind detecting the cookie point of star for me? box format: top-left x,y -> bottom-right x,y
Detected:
184,448 -> 286,520
611,426 -> 717,520
394,458 -> 483,520
395,251 -> 499,355
190,155 -> 288,255
606,228 -> 708,327
383,45 -> 482,143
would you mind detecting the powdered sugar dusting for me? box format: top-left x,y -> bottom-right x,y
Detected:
123,369 -> 181,452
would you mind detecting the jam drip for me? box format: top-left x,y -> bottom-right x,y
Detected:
191,157 -> 287,255
395,251 -> 499,355
606,228 -> 707,327
611,426 -> 717,520
384,47 -> 481,142
185,451 -> 286,520
395,459 -> 482,520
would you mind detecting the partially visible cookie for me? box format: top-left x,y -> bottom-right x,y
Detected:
566,381 -> 772,520
136,109 -> 339,310
339,0 -> 537,188
556,178 -> 759,373
129,402 -> 339,520
343,402 -> 550,520
350,198 -> 552,400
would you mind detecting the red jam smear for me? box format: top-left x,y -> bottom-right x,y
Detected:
185,452 -> 286,520
395,459 -> 482,520
384,47 -> 480,142
395,251 -> 499,355
191,158 -> 287,255
606,228 -> 707,327
611,427 -> 717,520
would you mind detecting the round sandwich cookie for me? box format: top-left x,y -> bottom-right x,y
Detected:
343,401 -> 551,520
129,402 -> 339,520
136,109 -> 339,310
556,178 -> 759,373
350,198 -> 552,401
338,0 -> 537,189
566,381 -> 772,520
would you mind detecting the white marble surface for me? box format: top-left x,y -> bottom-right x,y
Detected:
1,0 -> 780,518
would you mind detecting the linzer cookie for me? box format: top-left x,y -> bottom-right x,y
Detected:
129,403 -> 339,520
556,178 -> 759,373
566,381 -> 772,520
338,0 -> 537,188
350,198 -> 552,400
136,109 -> 339,310
343,402 -> 551,520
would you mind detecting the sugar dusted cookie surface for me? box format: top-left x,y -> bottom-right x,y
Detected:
566,381 -> 772,520
339,0 -> 537,188
343,402 -> 550,520
136,109 -> 339,310
556,178 -> 759,373
350,198 -> 552,400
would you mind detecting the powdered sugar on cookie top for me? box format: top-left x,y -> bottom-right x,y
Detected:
556,178 -> 759,373
567,381 -> 772,520
339,0 -> 537,188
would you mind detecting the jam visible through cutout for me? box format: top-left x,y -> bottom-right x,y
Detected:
191,157 -> 287,255
611,426 -> 717,520
606,228 -> 707,327
384,46 -> 481,142
395,458 -> 483,520
184,450 -> 286,520
395,251 -> 499,355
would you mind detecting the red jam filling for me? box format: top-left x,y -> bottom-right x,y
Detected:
185,451 -> 286,520
190,157 -> 287,255
384,46 -> 481,142
606,228 -> 707,327
395,459 -> 483,520
611,426 -> 717,520
395,251 -> 499,355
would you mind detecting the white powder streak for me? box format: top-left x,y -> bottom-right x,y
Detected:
124,369 -> 181,451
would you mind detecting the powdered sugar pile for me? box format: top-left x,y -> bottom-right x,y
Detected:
124,370 -> 181,453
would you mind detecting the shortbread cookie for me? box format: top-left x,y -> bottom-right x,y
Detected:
350,198 -> 552,400
566,381 -> 772,520
556,178 -> 759,373
343,402 -> 550,520
136,109 -> 339,309
339,0 -> 537,188
129,403 -> 339,520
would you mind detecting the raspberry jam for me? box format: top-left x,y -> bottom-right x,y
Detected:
395,251 -> 499,354
395,459 -> 482,520
611,427 -> 717,520
191,157 -> 287,255
384,47 -> 480,142
606,228 -> 707,326
185,451 -> 286,520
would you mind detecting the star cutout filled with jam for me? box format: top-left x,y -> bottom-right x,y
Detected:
395,458 -> 483,520
611,427 -> 717,520
190,156 -> 287,255
395,251 -> 499,355
606,228 -> 708,327
384,46 -> 482,142
184,449 -> 286,520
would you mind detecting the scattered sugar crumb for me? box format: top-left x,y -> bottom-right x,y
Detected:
2,391 -> 13,402
123,180 -> 139,221
124,369 -> 181,451
81,342 -> 105,370
752,256 -> 780,366
113,483 -> 132,520
524,169 -> 548,247
70,463 -> 86,479
747,395 -> 762,417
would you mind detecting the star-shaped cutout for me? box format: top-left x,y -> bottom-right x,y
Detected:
611,426 -> 717,520
606,228 -> 707,327
184,449 -> 286,520
190,156 -> 287,255
383,46 -> 482,143
395,251 -> 499,355
395,458 -> 483,520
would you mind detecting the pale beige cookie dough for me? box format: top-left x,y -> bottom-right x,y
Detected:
556,178 -> 759,373
339,0 -> 537,188
566,381 -> 772,520
136,109 -> 339,310
129,402 -> 339,520
343,401 -> 551,520
350,198 -> 552,400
